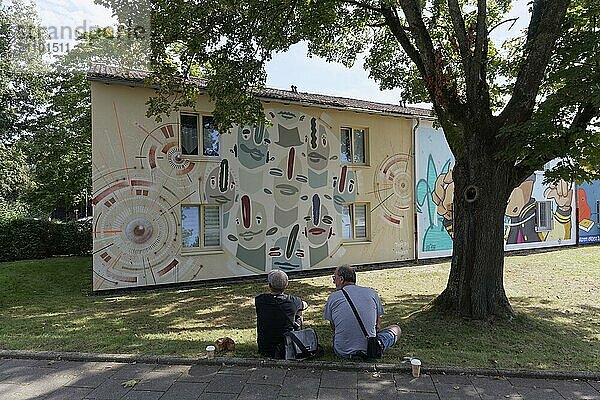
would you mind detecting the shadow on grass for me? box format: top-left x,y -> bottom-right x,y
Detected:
379,296 -> 600,371
0,257 -> 598,371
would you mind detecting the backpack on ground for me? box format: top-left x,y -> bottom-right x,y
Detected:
283,328 -> 323,360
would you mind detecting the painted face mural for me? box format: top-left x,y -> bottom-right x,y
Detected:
270,147 -> 307,211
332,165 -> 356,214
305,118 -> 330,171
269,224 -> 305,271
577,188 -> 591,222
236,195 -> 268,249
304,194 -> 333,246
237,123 -> 269,169
205,159 -> 236,214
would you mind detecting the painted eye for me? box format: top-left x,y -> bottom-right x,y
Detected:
256,215 -> 262,224
332,177 -> 338,189
242,128 -> 251,140
230,182 -> 235,190
348,179 -> 355,192
210,176 -> 217,189
322,135 -> 327,147
235,218 -> 240,225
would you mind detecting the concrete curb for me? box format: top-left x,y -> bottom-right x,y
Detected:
1,349 -> 598,381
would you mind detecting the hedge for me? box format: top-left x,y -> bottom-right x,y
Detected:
0,218 -> 92,262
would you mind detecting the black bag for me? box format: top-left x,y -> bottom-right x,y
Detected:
283,328 -> 322,360
367,336 -> 383,359
341,288 -> 383,359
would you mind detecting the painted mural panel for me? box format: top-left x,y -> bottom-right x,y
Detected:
577,180 -> 600,244
415,124 -> 577,259
91,85 -> 414,290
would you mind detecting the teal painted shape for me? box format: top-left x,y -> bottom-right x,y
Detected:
422,218 -> 453,252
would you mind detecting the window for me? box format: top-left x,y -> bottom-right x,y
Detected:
181,205 -> 221,250
341,203 -> 370,240
536,201 -> 553,231
340,127 -> 368,164
180,113 -> 219,157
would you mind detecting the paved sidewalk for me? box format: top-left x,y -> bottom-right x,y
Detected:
1,357 -> 599,400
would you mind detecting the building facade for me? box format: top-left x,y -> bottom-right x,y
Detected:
90,66 -> 427,291
90,66 -> 587,291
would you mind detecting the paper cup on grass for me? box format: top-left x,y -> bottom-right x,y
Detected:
206,345 -> 216,359
410,358 -> 421,377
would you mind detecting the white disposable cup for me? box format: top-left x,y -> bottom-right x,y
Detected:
206,345 -> 216,359
410,358 -> 421,377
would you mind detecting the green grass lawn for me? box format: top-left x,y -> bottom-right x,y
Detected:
0,246 -> 598,371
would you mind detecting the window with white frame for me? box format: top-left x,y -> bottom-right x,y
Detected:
181,205 -> 221,250
340,127 -> 368,165
180,113 -> 219,157
341,202 -> 370,240
536,201 -> 553,231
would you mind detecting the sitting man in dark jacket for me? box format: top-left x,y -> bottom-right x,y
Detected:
255,269 -> 307,358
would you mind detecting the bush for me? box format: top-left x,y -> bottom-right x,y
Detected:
0,218 -> 92,262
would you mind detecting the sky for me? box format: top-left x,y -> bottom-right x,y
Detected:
32,0 -> 529,107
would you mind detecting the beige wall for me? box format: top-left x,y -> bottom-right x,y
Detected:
91,82 -> 415,290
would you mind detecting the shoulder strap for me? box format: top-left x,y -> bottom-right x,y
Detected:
341,288 -> 369,338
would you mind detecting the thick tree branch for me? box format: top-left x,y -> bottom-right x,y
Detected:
396,0 -> 437,76
379,4 -> 428,77
498,0 -> 570,126
571,102 -> 598,131
470,0 -> 492,120
447,0 -> 470,68
473,0 -> 487,70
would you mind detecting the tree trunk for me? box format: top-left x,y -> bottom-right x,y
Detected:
432,132 -> 515,320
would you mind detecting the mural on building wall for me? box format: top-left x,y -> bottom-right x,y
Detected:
93,115 -> 198,288
373,154 -> 413,227
415,126 -> 576,259
577,180 -> 600,244
92,103 -> 410,290
415,127 -> 455,258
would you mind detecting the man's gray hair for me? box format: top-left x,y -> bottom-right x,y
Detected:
336,264 -> 356,283
268,269 -> 289,292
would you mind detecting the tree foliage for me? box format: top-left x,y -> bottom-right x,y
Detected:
0,0 -> 47,217
0,0 -> 48,143
25,27 -> 150,214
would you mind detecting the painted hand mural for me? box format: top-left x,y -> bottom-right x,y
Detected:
415,126 -> 576,258
541,180 -> 572,242
415,155 -> 454,253
504,176 -> 541,244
